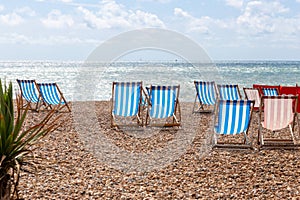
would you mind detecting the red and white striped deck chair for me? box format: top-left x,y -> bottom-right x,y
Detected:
243,88 -> 261,111
258,95 -> 299,149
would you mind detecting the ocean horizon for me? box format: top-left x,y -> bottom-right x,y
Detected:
1,60 -> 299,102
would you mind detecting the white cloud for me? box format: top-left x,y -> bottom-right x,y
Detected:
41,9 -> 74,28
35,0 -> 73,2
137,0 -> 171,3
173,2 -> 299,47
0,5 -> 4,12
296,0 -> 300,3
174,8 -> 190,18
0,33 -> 30,44
237,1 -> 290,35
174,8 -> 208,33
15,7 -> 36,17
0,6 -> 36,26
128,10 -> 165,27
77,0 -> 165,29
225,0 -> 243,8
0,12 -> 24,26
77,6 -> 115,29
174,8 -> 227,34
0,33 -> 99,45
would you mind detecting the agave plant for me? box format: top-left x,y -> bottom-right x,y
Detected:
0,80 -> 62,199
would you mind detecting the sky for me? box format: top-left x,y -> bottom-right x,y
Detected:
0,0 -> 299,61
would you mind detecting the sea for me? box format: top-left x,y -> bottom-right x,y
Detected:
0,60 -> 299,102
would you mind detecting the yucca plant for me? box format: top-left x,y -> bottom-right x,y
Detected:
0,80 -> 62,199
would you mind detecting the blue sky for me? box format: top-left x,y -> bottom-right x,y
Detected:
0,0 -> 299,61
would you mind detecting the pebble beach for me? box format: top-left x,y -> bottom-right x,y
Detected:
17,101 -> 300,199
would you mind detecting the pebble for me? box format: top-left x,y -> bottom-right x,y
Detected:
17,101 -> 300,199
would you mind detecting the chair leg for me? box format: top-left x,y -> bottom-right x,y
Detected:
289,124 -> 295,143
298,114 -> 300,138
136,114 -> 142,125
192,95 -> 204,113
211,133 -> 217,146
243,132 -> 251,145
173,114 -> 179,124
111,113 -> 115,127
192,95 -> 198,113
257,129 -> 261,145
145,111 -> 150,126
259,129 -> 264,146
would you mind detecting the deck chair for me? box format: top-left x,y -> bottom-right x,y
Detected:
16,79 -> 41,111
258,95 -> 299,149
192,81 -> 217,113
37,83 -> 71,112
217,84 -> 241,100
145,85 -> 181,127
111,82 -> 144,128
212,100 -> 254,149
280,85 -> 300,113
253,84 -> 280,96
243,88 -> 261,111
262,88 -> 279,96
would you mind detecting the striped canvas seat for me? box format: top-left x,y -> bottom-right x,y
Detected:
17,79 -> 40,110
111,82 -> 143,127
213,100 -> 254,148
262,88 -> 279,96
38,83 -> 71,112
217,84 -> 241,100
243,88 -> 261,110
146,85 -> 181,127
258,96 -> 299,148
193,81 -> 217,113
113,82 -> 141,117
253,84 -> 280,96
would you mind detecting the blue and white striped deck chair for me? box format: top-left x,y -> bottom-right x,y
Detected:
17,79 -> 41,111
217,84 -> 242,100
213,100 -> 254,148
193,81 -> 217,113
37,83 -> 71,112
111,82 -> 143,128
146,85 -> 181,127
262,88 -> 279,96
